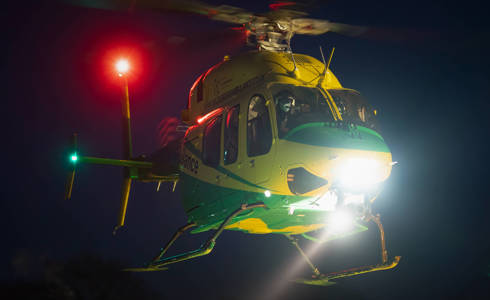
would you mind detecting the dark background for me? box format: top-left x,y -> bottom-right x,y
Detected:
2,0 -> 489,299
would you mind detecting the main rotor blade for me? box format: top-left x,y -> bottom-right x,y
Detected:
66,1 -> 437,46
292,18 -> 368,36
290,16 -> 443,44
64,0 -> 254,24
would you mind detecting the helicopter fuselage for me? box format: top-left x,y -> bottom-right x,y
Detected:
179,51 -> 392,237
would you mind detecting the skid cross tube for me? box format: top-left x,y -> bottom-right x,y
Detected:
292,213 -> 401,286
368,213 -> 388,264
286,235 -> 321,277
125,202 -> 266,272
153,222 -> 197,262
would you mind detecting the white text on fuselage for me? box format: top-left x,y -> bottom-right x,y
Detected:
182,153 -> 199,174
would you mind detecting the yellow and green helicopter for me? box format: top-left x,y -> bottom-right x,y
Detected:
65,0 -> 400,285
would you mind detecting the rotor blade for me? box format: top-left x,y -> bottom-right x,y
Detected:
291,17 -> 442,44
145,27 -> 246,55
63,0 -> 206,14
205,4 -> 254,24
64,0 -> 254,24
322,21 -> 369,37
166,28 -> 248,60
262,8 -> 309,20
291,18 -> 368,36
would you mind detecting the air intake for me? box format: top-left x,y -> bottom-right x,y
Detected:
287,167 -> 328,195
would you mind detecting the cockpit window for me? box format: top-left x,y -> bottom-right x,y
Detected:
328,89 -> 379,131
271,85 -> 335,138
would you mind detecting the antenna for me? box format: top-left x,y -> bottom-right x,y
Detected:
320,47 -> 335,81
319,46 -> 327,77
286,31 -> 298,74
326,47 -> 335,72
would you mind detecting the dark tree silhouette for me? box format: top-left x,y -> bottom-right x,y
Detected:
2,253 -> 163,300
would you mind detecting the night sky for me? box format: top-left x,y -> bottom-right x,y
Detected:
2,0 -> 490,299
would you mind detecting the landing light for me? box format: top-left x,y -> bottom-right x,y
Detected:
116,59 -> 130,76
264,190 -> 271,198
335,158 -> 382,189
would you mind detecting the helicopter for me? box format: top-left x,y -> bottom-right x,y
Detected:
64,0 -> 400,285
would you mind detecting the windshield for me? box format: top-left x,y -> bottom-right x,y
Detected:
271,84 -> 335,138
328,89 -> 379,132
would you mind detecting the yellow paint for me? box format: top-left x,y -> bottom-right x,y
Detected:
225,217 -> 325,234
180,50 -> 393,231
186,51 -> 343,123
183,131 -> 392,196
181,50 -> 392,199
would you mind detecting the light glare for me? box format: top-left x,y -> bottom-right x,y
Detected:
264,190 -> 271,198
115,59 -> 130,74
329,211 -> 353,234
336,158 -> 382,188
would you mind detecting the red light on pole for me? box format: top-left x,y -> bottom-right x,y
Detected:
114,57 -> 133,234
116,59 -> 130,76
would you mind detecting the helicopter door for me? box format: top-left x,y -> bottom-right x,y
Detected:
245,94 -> 274,185
200,114 -> 224,217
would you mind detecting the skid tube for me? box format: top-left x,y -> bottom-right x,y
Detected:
125,202 -> 267,272
292,213 -> 401,286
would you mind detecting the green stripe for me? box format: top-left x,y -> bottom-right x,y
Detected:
180,173 -> 322,233
180,174 -> 368,240
215,165 -> 273,191
184,142 -> 272,191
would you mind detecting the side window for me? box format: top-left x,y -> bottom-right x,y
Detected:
202,115 -> 222,167
224,105 -> 240,165
247,95 -> 272,157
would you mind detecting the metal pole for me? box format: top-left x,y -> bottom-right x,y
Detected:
121,76 -> 133,159
114,74 -> 133,234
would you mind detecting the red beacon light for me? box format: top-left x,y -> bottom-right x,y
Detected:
115,59 -> 130,76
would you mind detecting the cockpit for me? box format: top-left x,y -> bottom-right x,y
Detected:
328,89 -> 379,132
271,84 -> 379,138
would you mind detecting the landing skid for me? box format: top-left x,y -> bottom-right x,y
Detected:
124,202 -> 266,272
293,256 -> 401,286
290,213 -> 401,286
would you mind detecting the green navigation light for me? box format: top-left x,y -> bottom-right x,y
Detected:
71,154 -> 78,162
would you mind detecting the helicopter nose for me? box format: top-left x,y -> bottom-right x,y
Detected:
283,122 -> 390,153
280,124 -> 392,194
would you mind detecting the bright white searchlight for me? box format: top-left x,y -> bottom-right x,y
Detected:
336,158 -> 382,188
